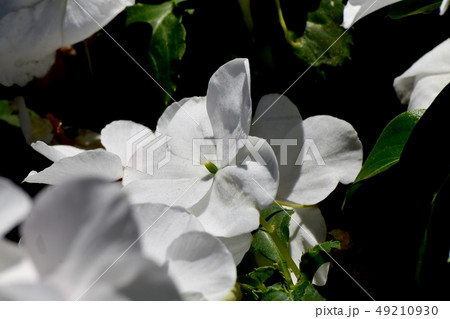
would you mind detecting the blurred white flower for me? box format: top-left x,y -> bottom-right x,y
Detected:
394,38 -> 450,110
342,0 -> 448,29
0,0 -> 135,86
251,94 -> 363,285
0,177 -> 236,300
441,0 -> 450,15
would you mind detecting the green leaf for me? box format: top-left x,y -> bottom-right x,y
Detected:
287,0 -> 352,67
252,230 -> 292,284
238,266 -> 276,290
261,283 -> 291,301
0,100 -> 20,127
342,83 -> 450,299
291,281 -> 326,301
355,109 -> 425,183
299,240 -> 340,281
260,203 -> 294,249
126,2 -> 186,105
389,0 -> 442,19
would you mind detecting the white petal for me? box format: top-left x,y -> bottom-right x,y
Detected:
0,1 -> 134,87
156,97 -> 214,162
0,240 -> 38,286
101,120 -> 152,166
124,147 -> 207,184
312,262 -> 330,287
0,1 -> 64,86
251,94 -> 304,201
394,39 -> 450,110
0,283 -> 63,301
206,59 -> 252,166
289,206 -> 327,267
31,141 -> 84,162
282,116 -> 362,205
124,176 -> 213,209
218,234 -> 253,265
195,137 -> 279,237
0,177 -> 32,237
22,178 -> 142,298
166,232 -> 236,301
78,255 -> 181,301
343,0 -> 402,29
132,204 -> 204,265
24,150 -> 123,185
63,0 -> 134,47
440,0 -> 449,15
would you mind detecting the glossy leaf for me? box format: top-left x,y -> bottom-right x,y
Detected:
355,109 -> 425,183
126,2 -> 186,104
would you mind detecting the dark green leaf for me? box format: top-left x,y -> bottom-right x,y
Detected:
126,2 -> 186,104
288,0 -> 352,67
260,203 -> 294,249
238,266 -> 276,290
291,281 -> 326,301
261,283 -> 290,301
389,0 -> 442,19
343,83 -> 450,299
260,202 -> 285,220
252,229 -> 291,284
355,109 -> 425,183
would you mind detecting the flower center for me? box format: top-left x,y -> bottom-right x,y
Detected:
204,161 -> 218,174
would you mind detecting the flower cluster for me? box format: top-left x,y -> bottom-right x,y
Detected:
0,1 -> 379,301
0,57 -> 364,300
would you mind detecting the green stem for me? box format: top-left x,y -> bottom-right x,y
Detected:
259,216 -> 300,281
275,200 -> 317,209
274,0 -> 297,47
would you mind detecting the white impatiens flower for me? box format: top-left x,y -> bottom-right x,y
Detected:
24,120 -> 151,184
442,0 -> 450,15
342,0 -> 401,29
0,0 -> 135,86
394,38 -> 450,111
0,177 -> 236,300
251,94 -> 363,284
123,59 -> 279,263
342,0 -> 448,29
24,59 -> 279,265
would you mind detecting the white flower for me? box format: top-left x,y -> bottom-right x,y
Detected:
394,38 -> 450,111
343,0 -> 448,28
24,120 -> 150,184
123,59 -> 280,264
342,0 -> 401,29
0,177 -> 236,300
25,59 -> 279,265
0,0 -> 135,86
251,94 -> 363,284
441,0 -> 450,15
